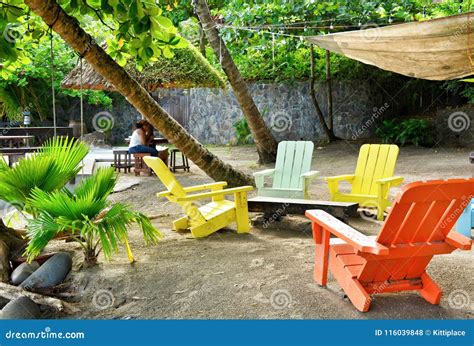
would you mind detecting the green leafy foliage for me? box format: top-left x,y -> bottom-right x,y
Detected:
0,30 -> 112,121
233,117 -> 253,145
25,167 -> 163,264
376,118 -> 434,147
201,0 -> 473,82
0,136 -> 88,213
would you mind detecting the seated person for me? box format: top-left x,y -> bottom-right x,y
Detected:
128,120 -> 158,156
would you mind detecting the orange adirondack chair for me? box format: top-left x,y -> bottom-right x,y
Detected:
306,179 -> 473,312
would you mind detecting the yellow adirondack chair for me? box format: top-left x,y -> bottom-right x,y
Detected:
144,156 -> 254,238
326,144 -> 404,220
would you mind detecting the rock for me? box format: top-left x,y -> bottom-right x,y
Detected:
80,131 -> 111,148
11,262 -> 40,286
20,252 -> 72,290
0,297 -> 9,309
0,296 -> 41,319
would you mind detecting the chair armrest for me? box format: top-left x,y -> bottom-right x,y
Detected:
376,176 -> 404,186
157,182 -> 228,198
305,210 -> 389,255
176,186 -> 254,202
301,171 -> 320,181
446,230 -> 472,250
184,182 -> 228,193
325,174 -> 355,183
254,169 -> 276,189
253,169 -> 276,178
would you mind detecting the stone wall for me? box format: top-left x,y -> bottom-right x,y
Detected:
434,105 -> 474,147
152,80 -> 395,145
63,80 -> 471,146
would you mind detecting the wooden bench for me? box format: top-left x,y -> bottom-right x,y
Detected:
0,147 -> 40,154
133,153 -> 153,176
169,148 -> 190,172
113,150 -> 132,173
248,196 -> 358,221
3,152 -> 25,167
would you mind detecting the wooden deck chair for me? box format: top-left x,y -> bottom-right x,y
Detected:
253,141 -> 319,199
144,156 -> 253,238
456,199 -> 473,238
306,179 -> 473,312
326,144 -> 403,220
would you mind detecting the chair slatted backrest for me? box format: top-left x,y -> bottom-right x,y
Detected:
144,156 -> 187,197
357,179 -> 474,283
144,157 -> 206,224
351,144 -> 400,196
272,141 -> 314,190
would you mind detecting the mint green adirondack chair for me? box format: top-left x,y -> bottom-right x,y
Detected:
253,141 -> 319,199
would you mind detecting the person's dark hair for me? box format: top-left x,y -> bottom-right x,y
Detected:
136,120 -> 147,129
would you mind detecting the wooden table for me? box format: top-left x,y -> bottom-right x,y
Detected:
0,135 -> 35,148
248,196 -> 359,221
0,147 -> 40,154
125,137 -> 169,145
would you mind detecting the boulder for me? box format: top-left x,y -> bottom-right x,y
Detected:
11,262 -> 40,286
20,252 -> 72,290
0,296 -> 40,319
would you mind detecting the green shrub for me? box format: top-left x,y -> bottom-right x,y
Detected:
376,118 -> 434,147
233,117 -> 253,145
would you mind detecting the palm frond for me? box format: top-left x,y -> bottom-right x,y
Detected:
39,136 -> 89,175
25,212 -> 65,261
74,167 -> 117,202
28,186 -> 106,221
0,137 -> 89,211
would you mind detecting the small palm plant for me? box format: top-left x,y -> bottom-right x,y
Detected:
25,167 -> 162,267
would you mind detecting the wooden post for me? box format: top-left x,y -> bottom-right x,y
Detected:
325,49 -> 334,132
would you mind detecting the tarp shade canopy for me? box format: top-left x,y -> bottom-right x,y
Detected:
305,13 -> 474,81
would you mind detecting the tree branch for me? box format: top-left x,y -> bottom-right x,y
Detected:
0,282 -> 80,314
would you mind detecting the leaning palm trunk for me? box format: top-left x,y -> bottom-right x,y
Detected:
24,0 -> 253,187
194,0 -> 278,164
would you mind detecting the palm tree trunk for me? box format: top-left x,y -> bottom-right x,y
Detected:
24,0 -> 253,187
198,21 -> 207,57
193,0 -> 278,164
0,220 -> 27,283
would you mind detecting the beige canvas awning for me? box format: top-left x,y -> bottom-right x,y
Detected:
306,13 -> 474,81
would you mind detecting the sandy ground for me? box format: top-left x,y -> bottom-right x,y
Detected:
40,142 -> 473,320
